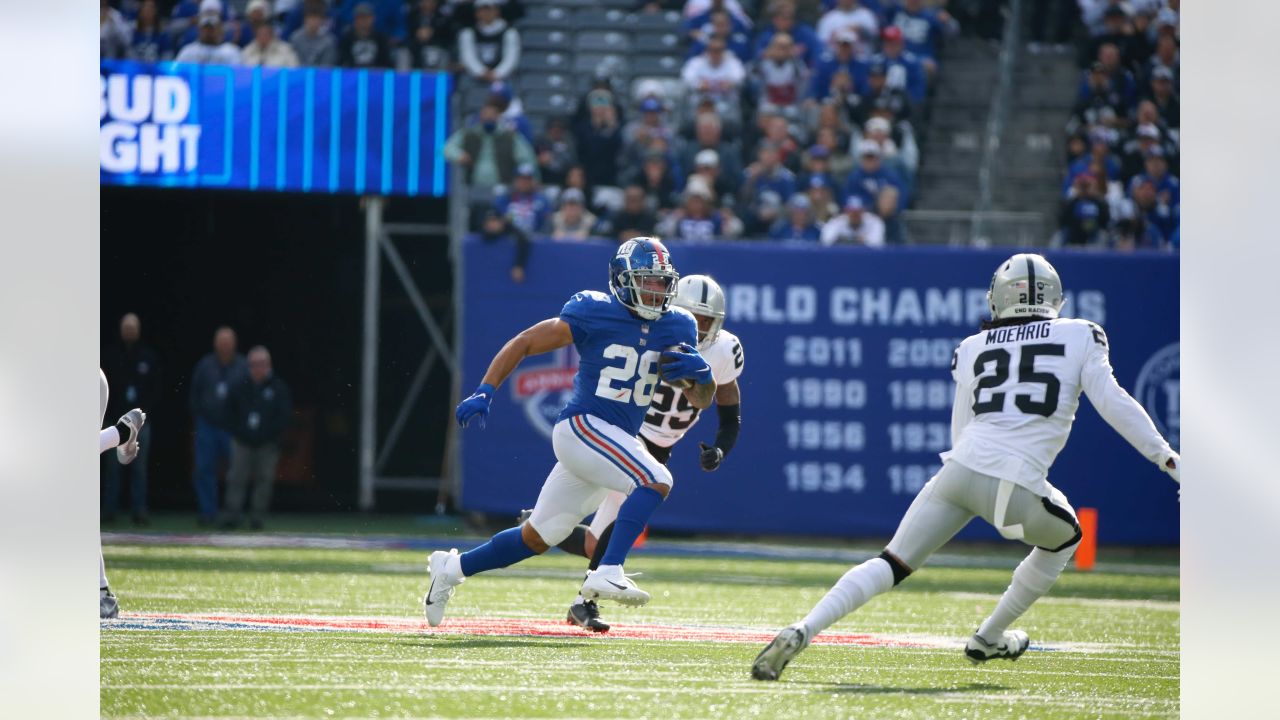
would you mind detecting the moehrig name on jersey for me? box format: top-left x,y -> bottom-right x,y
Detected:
985,322 -> 1053,345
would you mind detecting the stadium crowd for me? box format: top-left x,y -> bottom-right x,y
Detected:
1051,0 -> 1179,250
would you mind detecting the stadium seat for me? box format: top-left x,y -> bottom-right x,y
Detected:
521,6 -> 572,29
634,31 -> 684,53
624,11 -> 683,30
520,73 -> 575,93
522,29 -> 573,51
522,91 -> 576,117
575,52 -> 629,75
522,51 -> 572,72
629,54 -> 682,77
575,31 -> 632,53
571,9 -> 628,28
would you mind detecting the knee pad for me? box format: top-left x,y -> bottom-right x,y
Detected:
878,550 -> 914,586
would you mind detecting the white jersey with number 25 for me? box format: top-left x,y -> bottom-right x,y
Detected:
639,329 -> 744,448
942,318 -> 1173,496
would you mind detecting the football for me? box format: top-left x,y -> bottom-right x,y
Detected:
659,346 -> 695,390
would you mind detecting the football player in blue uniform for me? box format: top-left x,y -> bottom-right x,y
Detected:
424,238 -> 717,626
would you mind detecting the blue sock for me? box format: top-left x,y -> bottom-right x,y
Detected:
600,486 -> 664,567
459,526 -> 537,577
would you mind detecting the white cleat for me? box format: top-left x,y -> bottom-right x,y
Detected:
751,623 -> 809,681
580,566 -> 651,607
965,629 -> 1030,665
116,408 -> 146,465
423,549 -> 463,627
100,588 -> 120,619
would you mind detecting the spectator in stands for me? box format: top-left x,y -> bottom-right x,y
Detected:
876,185 -> 907,245
493,164 -> 551,235
861,115 -> 915,193
443,99 -> 537,201
1110,198 -> 1166,251
340,3 -> 393,68
534,116 -> 577,190
814,124 -> 853,181
759,112 -> 804,172
1143,34 -> 1179,90
660,177 -> 743,241
407,0 -> 454,71
798,144 -> 837,195
806,176 -> 840,224
1127,7 -> 1157,71
242,19 -> 300,66
549,189 -> 599,241
689,149 -> 737,205
874,26 -> 928,105
844,139 -> 907,211
562,166 -> 593,213
769,194 -> 822,242
1128,177 -> 1177,245
575,90 -> 625,195
689,10 -> 753,62
754,1 -> 820,68
820,195 -> 885,246
101,0 -> 132,59
816,0 -> 878,57
175,12 -> 242,64
681,37 -> 747,113
488,82 -> 534,143
681,113 -> 742,195
189,326 -> 248,527
600,184 -> 660,242
624,150 -> 682,214
1084,6 -> 1134,71
751,33 -> 809,120
851,59 -> 912,127
686,0 -> 753,48
458,0 -> 521,84
739,141 -> 798,230
480,209 -> 533,283
1070,61 -> 1128,135
1058,173 -> 1111,247
572,64 -> 629,144
1147,66 -> 1178,129
220,346 -> 292,531
1128,146 -> 1179,209
101,313 -> 161,526
886,0 -> 959,77
290,0 -> 338,66
332,0 -> 407,43
1120,123 -> 1168,184
128,0 -> 173,62
1063,128 -> 1120,195
684,0 -> 753,26
623,98 -> 677,168
808,29 -> 867,105
234,0 -> 277,47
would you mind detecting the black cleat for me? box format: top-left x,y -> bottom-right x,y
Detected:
567,600 -> 611,633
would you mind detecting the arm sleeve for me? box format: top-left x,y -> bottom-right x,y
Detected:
1079,326 -> 1174,465
713,402 -> 740,455
493,29 -> 521,79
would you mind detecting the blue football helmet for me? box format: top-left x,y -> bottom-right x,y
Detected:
608,237 -> 680,320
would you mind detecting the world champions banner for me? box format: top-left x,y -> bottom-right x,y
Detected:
460,238 -> 1179,545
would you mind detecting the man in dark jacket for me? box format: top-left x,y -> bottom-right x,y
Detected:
190,326 -> 247,526
102,313 -> 162,525
220,346 -> 293,530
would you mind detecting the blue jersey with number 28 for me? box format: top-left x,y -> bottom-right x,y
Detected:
557,290 -> 698,436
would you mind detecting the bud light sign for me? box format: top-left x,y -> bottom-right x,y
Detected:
100,60 -> 451,196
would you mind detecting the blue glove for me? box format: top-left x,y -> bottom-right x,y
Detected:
455,383 -> 496,429
660,343 -> 713,385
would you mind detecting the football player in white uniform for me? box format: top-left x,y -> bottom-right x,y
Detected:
529,275 -> 745,632
99,369 -> 147,618
752,253 -> 1180,680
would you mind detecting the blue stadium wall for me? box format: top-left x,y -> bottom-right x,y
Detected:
460,238 -> 1179,545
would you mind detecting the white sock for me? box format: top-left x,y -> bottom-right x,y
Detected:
99,545 -> 109,590
801,557 -> 894,637
100,426 -> 120,454
595,564 -> 622,575
977,545 -> 1075,643
574,594 -> 586,605
446,552 -> 464,581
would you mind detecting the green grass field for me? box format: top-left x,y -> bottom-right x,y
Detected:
100,525 -> 1178,719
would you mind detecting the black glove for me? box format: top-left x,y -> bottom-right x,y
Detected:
698,441 -> 724,472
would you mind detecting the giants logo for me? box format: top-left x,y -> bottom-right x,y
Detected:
511,346 -> 579,439
1134,342 -> 1179,451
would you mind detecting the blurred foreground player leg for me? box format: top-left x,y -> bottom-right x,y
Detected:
752,254 -> 1181,680
99,369 -> 146,618
424,239 -> 716,626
